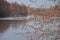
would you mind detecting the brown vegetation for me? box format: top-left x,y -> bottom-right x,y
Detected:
0,0 -> 28,17
0,0 -> 60,18
10,3 -> 28,17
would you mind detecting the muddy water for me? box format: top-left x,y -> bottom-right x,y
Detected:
0,17 -> 60,40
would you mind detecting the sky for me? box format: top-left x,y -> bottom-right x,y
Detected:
7,0 -> 58,8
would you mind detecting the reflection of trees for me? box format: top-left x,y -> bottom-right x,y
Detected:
0,20 -> 27,33
0,21 -> 10,33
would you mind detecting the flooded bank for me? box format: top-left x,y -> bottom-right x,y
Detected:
0,17 -> 60,40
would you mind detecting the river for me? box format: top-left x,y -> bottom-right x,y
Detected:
0,17 -> 60,40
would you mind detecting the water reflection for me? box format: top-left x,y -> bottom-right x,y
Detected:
0,17 -> 60,40
0,20 -> 27,40
0,21 -> 9,33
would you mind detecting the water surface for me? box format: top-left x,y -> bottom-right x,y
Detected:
0,17 -> 60,40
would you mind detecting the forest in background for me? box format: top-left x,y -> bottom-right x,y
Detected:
0,0 -> 28,17
0,0 -> 60,17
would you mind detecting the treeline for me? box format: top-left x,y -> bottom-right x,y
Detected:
0,0 -> 10,17
0,0 -> 60,18
10,3 -> 28,17
0,0 -> 28,17
27,4 -> 60,17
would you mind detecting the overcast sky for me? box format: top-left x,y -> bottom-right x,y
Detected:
7,0 -> 57,8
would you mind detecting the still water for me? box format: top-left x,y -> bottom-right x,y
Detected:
0,17 -> 60,40
0,20 -> 29,40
